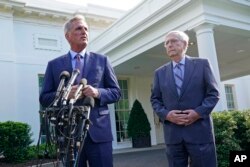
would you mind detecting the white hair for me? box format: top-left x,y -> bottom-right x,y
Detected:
165,30 -> 189,53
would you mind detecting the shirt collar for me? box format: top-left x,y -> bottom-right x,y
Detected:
69,49 -> 86,59
173,55 -> 186,68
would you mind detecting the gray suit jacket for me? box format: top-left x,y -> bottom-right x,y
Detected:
151,55 -> 219,144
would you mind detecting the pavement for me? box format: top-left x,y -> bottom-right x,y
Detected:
113,144 -> 168,167
37,144 -> 168,167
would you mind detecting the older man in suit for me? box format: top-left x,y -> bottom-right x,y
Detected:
40,15 -> 121,167
150,30 -> 219,167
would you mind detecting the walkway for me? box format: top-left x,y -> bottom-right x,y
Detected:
113,144 -> 168,167
36,144 -> 168,167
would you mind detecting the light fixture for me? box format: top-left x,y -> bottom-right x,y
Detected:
189,42 -> 195,46
236,50 -> 245,53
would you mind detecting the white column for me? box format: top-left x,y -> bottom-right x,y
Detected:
109,104 -> 118,148
194,24 -> 227,111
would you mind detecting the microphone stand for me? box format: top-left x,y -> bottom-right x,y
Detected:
75,102 -> 92,166
42,96 -> 94,167
65,103 -> 87,167
66,103 -> 76,167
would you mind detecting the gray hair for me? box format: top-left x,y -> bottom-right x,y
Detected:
64,15 -> 87,35
166,30 -> 189,53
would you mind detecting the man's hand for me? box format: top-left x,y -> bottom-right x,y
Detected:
68,85 -> 78,99
82,85 -> 99,98
166,110 -> 188,125
182,109 -> 201,126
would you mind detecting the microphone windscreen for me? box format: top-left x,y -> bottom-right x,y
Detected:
73,69 -> 80,75
80,78 -> 87,86
83,96 -> 95,108
60,71 -> 70,79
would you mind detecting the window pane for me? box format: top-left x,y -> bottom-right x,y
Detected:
115,79 -> 130,142
224,85 -> 236,110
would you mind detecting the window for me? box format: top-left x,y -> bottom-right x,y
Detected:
225,85 -> 236,110
115,79 -> 130,142
230,0 -> 250,6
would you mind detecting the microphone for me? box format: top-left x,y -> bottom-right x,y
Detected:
83,96 -> 95,130
61,69 -> 80,105
83,96 -> 95,108
75,96 -> 95,165
69,78 -> 87,105
53,71 -> 70,106
68,78 -> 87,122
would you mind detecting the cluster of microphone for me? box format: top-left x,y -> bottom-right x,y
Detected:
41,70 -> 95,166
53,69 -> 94,109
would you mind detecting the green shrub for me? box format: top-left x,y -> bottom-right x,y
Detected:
244,111 -> 250,144
0,121 -> 33,163
212,110 -> 250,167
27,143 -> 57,159
213,111 -> 241,167
230,110 -> 250,150
127,99 -> 151,138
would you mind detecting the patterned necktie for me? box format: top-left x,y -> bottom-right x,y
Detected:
174,63 -> 183,95
75,54 -> 83,84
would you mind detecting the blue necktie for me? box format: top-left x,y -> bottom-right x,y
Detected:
75,54 -> 83,84
174,63 -> 183,95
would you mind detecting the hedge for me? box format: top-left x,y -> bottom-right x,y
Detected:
0,121 -> 33,163
212,110 -> 250,167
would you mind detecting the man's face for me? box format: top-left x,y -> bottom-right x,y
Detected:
164,33 -> 186,59
66,20 -> 89,50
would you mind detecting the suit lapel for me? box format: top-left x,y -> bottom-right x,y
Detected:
180,56 -> 195,97
165,63 -> 179,98
63,52 -> 73,73
83,52 -> 93,78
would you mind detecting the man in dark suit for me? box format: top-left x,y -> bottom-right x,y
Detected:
39,15 -> 121,167
150,30 -> 219,167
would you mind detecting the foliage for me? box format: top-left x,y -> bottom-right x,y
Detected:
127,99 -> 151,138
212,110 -> 250,167
0,121 -> 57,164
0,121 -> 33,163
230,111 -> 250,150
245,111 -> 250,143
212,111 -> 241,167
27,143 -> 57,160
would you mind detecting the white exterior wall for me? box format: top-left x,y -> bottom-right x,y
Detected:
9,19 -> 69,142
0,14 -> 18,122
0,0 -> 123,144
222,76 -> 250,111
128,76 -> 165,145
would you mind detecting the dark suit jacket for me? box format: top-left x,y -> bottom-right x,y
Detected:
40,52 -> 121,143
151,55 -> 219,144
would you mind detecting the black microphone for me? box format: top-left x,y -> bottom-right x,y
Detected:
53,71 -> 70,106
74,96 -> 95,166
83,96 -> 95,108
61,69 -> 80,105
83,96 -> 95,130
69,78 -> 87,105
68,78 -> 87,122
